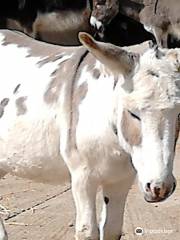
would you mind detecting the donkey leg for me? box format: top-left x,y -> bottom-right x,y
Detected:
153,27 -> 168,48
0,171 -> 8,238
0,219 -> 8,240
101,175 -> 135,240
0,170 -> 9,215
71,169 -> 99,240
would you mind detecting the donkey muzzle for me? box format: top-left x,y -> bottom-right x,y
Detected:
144,180 -> 176,203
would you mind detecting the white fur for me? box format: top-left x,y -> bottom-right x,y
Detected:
90,16 -> 103,30
143,24 -> 153,34
0,35 -> 72,183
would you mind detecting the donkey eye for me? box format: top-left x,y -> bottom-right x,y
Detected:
129,53 -> 139,62
128,110 -> 141,121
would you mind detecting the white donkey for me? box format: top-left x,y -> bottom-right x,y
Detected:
0,30 -> 179,240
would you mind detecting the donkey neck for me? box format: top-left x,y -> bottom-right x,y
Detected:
76,59 -> 121,139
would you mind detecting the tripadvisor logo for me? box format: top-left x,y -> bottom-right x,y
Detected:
135,227 -> 144,236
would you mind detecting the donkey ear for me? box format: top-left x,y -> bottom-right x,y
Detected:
78,32 -> 139,76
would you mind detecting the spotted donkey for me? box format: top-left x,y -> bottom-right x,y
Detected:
0,30 -> 179,240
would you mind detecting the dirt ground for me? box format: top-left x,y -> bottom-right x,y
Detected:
0,141 -> 180,240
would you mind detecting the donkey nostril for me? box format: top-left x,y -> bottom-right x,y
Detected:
154,187 -> 161,197
172,182 -> 176,193
146,182 -> 151,192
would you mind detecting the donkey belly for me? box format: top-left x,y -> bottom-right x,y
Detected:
32,10 -> 91,45
0,118 -> 70,184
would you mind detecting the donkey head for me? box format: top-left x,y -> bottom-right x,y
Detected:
79,33 -> 180,203
119,47 -> 180,202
